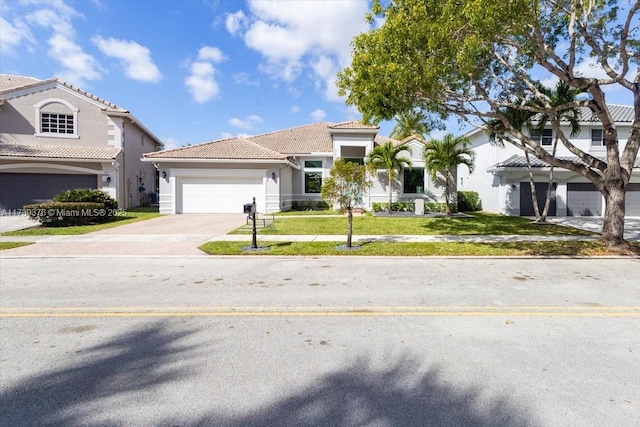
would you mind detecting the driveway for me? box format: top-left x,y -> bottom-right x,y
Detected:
549,216 -> 640,241
0,215 -> 38,233
1,214 -> 247,256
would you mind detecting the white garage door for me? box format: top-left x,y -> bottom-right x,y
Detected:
179,177 -> 264,213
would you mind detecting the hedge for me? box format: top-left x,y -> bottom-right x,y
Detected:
371,201 -> 457,213
457,191 -> 482,211
24,202 -> 114,227
54,188 -> 118,210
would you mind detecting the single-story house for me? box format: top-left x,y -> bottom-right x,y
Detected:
143,122 -> 449,214
0,74 -> 163,211
458,105 -> 640,217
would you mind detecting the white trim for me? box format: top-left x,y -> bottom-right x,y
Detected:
0,156 -> 117,162
34,98 -> 79,138
0,162 -> 103,174
143,157 -> 300,169
169,168 -> 267,178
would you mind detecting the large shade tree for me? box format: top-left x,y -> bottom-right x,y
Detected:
366,141 -> 412,213
422,134 -> 475,214
337,0 -> 640,249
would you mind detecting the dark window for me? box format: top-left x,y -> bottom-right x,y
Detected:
343,158 -> 364,165
531,128 -> 553,146
304,160 -> 323,168
41,113 -> 74,134
403,168 -> 424,194
591,129 -> 604,146
304,172 -> 322,193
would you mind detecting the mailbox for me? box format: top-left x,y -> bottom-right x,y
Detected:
243,203 -> 255,214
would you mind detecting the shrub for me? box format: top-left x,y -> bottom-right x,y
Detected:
457,191 -> 482,211
54,188 -> 118,210
372,201 -> 414,212
24,202 -> 108,227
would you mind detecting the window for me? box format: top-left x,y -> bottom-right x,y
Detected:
34,98 -> 78,138
343,158 -> 364,165
403,168 -> 425,194
530,128 -> 553,146
41,113 -> 74,134
591,129 -> 604,146
304,160 -> 323,193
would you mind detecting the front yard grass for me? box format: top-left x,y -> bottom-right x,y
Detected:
0,242 -> 33,250
200,240 -> 640,256
232,212 -> 597,236
1,208 -> 160,236
274,209 -> 340,216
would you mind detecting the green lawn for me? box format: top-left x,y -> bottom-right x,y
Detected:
200,240 -> 639,256
232,212 -> 596,236
274,209 -> 341,216
1,208 -> 160,236
0,242 -> 33,250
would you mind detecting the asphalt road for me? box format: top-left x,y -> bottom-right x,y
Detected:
1,257 -> 639,426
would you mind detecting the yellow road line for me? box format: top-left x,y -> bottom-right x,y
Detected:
1,308 -> 639,318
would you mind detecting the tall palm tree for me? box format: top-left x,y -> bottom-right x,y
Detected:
366,141 -> 412,214
390,110 -> 430,140
423,134 -> 475,214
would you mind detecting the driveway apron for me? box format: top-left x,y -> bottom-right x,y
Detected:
1,214 -> 247,256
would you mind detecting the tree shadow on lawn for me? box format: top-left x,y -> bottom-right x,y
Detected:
418,215 -> 593,236
0,321 -> 201,427
187,355 -> 537,427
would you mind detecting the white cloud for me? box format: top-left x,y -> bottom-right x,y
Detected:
229,0 -> 370,101
0,17 -> 35,53
225,10 -> 248,36
232,72 -> 259,86
229,114 -> 263,130
310,109 -> 326,121
24,2 -> 101,86
92,36 -> 162,83
290,105 -> 299,113
198,46 -> 226,63
184,45 -> 227,103
162,137 -> 183,150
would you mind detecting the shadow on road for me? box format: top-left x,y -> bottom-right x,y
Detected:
0,321 -> 199,427
189,356 -> 535,427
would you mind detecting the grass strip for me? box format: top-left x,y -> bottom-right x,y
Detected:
200,240 -> 639,257
0,242 -> 34,250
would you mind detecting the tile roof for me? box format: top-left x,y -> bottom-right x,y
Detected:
328,121 -> 380,130
249,122 -> 333,154
0,74 -> 41,91
143,137 -> 289,160
494,154 -> 640,169
0,74 -> 128,112
0,143 -> 122,160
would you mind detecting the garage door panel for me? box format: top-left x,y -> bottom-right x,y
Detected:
0,173 -> 97,211
519,182 -> 556,217
180,177 -> 264,214
567,183 -> 602,216
627,183 -> 640,216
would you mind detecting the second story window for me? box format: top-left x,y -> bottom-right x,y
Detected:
530,128 -> 553,146
41,113 -> 74,134
591,129 -> 604,147
34,98 -> 79,138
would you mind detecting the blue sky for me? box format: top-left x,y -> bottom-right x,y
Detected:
1,0 -> 410,150
1,0 -> 635,151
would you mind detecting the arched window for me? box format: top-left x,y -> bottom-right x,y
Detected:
34,98 -> 79,138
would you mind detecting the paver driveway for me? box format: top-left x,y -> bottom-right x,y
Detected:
1,214 -> 247,256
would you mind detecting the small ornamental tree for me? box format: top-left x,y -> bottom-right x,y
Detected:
321,159 -> 372,248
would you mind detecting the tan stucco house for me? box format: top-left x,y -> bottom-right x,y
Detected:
0,74 -> 163,211
143,122 -> 448,214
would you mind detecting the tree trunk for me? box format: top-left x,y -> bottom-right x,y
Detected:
444,171 -> 451,215
388,171 -> 393,214
602,183 -> 626,247
346,209 -> 353,248
524,151 -> 540,219
539,137 -> 559,222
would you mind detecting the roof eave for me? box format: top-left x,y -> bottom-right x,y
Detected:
141,157 -> 301,169
0,155 -> 118,162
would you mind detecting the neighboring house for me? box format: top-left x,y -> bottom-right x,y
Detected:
143,122 -> 446,214
0,74 -> 163,211
458,105 -> 640,216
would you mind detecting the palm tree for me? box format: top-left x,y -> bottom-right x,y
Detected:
366,141 -> 412,214
390,110 -> 430,140
423,134 -> 475,214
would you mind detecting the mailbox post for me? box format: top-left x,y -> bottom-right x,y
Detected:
244,197 -> 258,249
